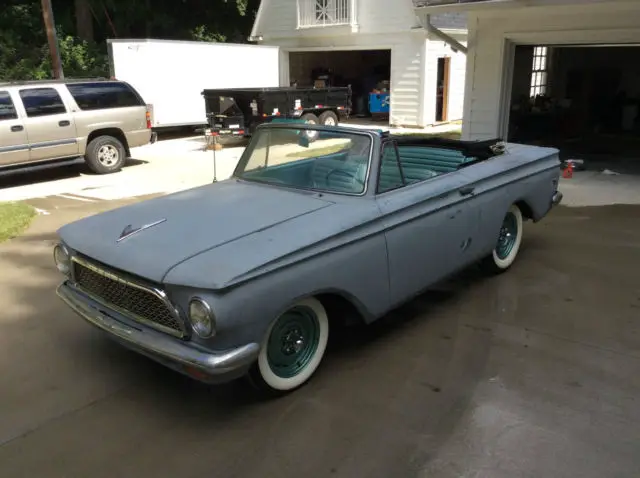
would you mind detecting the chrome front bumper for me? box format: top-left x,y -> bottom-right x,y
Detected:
57,282 -> 259,384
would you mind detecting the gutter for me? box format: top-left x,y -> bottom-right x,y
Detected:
414,0 -> 635,11
417,14 -> 468,54
415,0 -> 514,7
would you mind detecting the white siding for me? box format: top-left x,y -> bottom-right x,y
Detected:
390,35 -> 427,127
254,0 -> 298,38
274,32 -> 428,127
422,39 -> 440,125
251,0 -> 468,127
279,48 -> 290,86
356,0 -> 419,35
463,2 -> 640,140
252,0 -> 419,39
422,38 -> 467,125
447,46 -> 466,121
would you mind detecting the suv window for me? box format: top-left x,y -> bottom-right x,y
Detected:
19,88 -> 67,117
66,82 -> 143,111
0,91 -> 18,121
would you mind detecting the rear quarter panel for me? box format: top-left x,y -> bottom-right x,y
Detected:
68,101 -> 150,151
459,143 -> 561,259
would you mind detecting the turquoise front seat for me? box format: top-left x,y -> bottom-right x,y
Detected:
311,154 -> 368,193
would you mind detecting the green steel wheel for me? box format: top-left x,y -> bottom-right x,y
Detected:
251,297 -> 329,393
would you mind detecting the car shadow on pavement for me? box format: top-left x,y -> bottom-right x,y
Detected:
0,213 -> 551,434
4,205 -> 640,477
0,159 -> 148,190
0,241 -> 265,418
325,236 -> 541,357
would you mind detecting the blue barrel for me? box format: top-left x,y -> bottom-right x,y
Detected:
369,93 -> 390,114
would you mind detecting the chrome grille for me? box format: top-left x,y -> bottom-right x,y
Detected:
72,259 -> 184,337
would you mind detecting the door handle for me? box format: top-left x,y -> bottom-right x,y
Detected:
59,120 -> 70,127
10,125 -> 24,132
459,186 -> 475,196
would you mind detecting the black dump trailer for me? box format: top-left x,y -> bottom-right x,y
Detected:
201,86 -> 352,138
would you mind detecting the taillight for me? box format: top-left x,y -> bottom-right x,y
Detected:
145,104 -> 153,129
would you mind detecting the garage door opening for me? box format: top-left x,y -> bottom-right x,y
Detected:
508,44 -> 640,173
289,50 -> 391,124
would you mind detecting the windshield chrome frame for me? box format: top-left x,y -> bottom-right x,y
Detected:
232,124 -> 377,197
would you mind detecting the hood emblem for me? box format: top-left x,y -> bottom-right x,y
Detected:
117,219 -> 167,242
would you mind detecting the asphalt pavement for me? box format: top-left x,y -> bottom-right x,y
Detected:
0,198 -> 639,478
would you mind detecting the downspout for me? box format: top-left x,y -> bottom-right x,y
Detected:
419,13 -> 468,55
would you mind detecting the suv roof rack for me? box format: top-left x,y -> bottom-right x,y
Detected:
0,77 -> 113,87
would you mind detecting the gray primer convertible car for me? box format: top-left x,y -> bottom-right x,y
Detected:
54,124 -> 563,394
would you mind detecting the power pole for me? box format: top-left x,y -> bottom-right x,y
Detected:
41,0 -> 64,79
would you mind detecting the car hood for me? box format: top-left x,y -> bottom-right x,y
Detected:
58,180 -> 334,283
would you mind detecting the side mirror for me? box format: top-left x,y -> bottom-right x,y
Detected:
298,133 -> 310,148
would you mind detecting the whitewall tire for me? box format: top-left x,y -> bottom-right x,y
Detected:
249,297 -> 329,394
482,204 -> 524,273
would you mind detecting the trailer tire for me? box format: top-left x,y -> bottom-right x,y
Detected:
301,113 -> 320,142
319,110 -> 339,126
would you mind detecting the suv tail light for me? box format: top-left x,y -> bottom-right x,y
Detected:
145,104 -> 153,129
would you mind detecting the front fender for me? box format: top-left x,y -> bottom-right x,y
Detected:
166,231 -> 390,350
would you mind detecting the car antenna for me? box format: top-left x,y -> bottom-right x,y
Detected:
212,134 -> 218,183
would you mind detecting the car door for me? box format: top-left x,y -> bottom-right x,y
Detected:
456,160 -> 513,262
18,86 -> 79,162
375,141 -> 477,305
0,90 -> 30,166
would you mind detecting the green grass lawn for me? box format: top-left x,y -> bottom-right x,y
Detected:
395,129 -> 462,140
0,202 -> 36,243
286,143 -> 349,159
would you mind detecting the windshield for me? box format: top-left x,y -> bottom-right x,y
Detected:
235,127 -> 372,195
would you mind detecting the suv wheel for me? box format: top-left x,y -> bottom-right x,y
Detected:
85,135 -> 127,174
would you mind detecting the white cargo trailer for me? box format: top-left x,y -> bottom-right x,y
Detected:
107,39 -> 281,129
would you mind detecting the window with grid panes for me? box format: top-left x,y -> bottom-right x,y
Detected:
530,46 -> 548,98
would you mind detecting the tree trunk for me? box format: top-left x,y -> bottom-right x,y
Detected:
75,0 -> 94,42
41,0 -> 64,78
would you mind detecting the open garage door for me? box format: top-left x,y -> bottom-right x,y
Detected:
508,44 -> 640,174
289,49 -> 391,124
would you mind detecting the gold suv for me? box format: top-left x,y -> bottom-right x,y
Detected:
0,78 -> 156,175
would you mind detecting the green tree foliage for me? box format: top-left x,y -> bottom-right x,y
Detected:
1,0 -> 260,80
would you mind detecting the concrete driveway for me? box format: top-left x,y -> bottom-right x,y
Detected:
1,127 -> 640,208
0,135 -> 245,203
0,198 -> 639,477
0,122 -> 463,203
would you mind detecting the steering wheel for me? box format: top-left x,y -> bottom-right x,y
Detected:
325,168 -> 365,188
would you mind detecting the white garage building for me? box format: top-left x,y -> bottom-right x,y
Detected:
416,0 -> 640,160
250,0 -> 469,128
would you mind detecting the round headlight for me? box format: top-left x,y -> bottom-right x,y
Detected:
188,298 -> 215,338
53,244 -> 71,275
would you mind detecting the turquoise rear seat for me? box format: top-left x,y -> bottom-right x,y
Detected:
378,146 -> 476,192
397,146 -> 475,174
